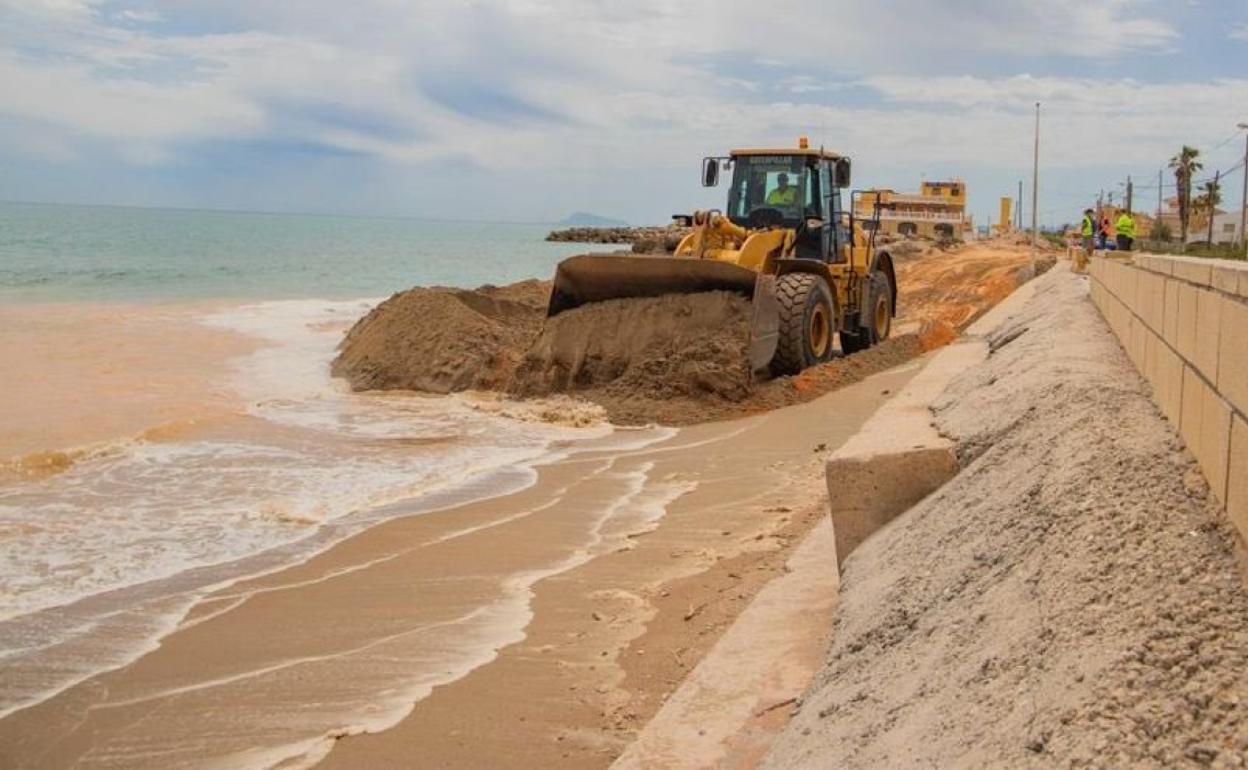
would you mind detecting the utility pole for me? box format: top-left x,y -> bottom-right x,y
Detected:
1238,123 -> 1248,256
1207,169 -> 1220,246
1157,168 -> 1163,222
1031,102 -> 1040,252
1125,175 -> 1133,214
1017,180 -> 1023,230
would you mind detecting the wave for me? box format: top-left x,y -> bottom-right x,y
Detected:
0,417 -> 225,483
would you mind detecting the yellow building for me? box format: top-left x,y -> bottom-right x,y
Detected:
992,197 -> 1014,236
855,179 -> 973,240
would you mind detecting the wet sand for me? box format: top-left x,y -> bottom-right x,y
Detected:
0,359 -> 923,769
0,301 -> 256,472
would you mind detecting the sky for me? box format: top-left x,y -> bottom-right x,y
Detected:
1,0 -> 1246,227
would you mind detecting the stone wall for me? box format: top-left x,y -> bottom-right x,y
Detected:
1089,253 -> 1248,541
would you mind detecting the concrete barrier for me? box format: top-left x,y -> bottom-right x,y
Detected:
1089,253 -> 1248,542
824,341 -> 984,569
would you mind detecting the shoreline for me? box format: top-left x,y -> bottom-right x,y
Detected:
1,237 -> 1056,768
0,358 -> 923,769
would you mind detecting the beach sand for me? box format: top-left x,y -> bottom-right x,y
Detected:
0,357 -> 923,769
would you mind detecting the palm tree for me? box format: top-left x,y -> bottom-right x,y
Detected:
1196,177 -> 1223,213
1198,175 -> 1222,245
1169,145 -> 1203,245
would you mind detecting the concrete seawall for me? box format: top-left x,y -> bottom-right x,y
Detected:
1089,253 -> 1248,542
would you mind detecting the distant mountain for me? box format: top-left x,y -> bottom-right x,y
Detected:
557,212 -> 628,227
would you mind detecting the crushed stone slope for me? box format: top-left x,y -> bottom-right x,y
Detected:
763,266 -> 1248,768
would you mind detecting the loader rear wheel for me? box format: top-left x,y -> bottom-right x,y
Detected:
771,273 -> 835,376
841,271 -> 892,354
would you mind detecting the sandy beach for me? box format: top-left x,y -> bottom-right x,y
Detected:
0,355 -> 922,768
0,236 -> 1052,768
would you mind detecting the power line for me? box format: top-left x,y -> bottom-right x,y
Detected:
1208,131 -> 1243,154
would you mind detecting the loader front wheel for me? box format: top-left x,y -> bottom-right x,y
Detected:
772,273 -> 835,376
841,271 -> 892,354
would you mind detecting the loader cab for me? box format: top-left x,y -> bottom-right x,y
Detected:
721,150 -> 850,263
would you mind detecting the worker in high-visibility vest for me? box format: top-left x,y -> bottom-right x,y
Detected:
1115,211 -> 1136,252
1075,208 -> 1095,272
766,173 -> 798,207
1081,209 -> 1095,251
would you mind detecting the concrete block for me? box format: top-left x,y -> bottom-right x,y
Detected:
827,448 -> 959,565
1135,272 -> 1154,331
1172,256 -> 1213,287
1154,339 -> 1185,426
1194,287 -> 1223,383
1199,387 -> 1232,506
1217,295 -> 1248,417
1228,416 -> 1248,543
1144,328 -> 1160,389
1145,272 -> 1167,333
1176,282 -> 1200,362
1181,365 -> 1203,450
1212,263 -> 1245,295
1148,255 -> 1175,276
1108,260 -> 1123,299
1163,278 -> 1181,347
1123,265 -> 1141,309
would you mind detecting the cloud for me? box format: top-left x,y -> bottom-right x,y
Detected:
1230,23 -> 1248,42
0,0 -> 1219,222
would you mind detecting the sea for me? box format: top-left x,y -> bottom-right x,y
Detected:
0,200 -> 586,303
0,200 -> 643,721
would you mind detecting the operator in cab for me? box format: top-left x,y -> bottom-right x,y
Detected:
766,173 -> 798,207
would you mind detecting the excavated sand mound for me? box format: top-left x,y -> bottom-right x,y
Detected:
332,239 -> 1048,425
332,280 -> 549,393
508,291 -> 753,403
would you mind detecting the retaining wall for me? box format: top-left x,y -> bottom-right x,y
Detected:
1089,253 -> 1248,541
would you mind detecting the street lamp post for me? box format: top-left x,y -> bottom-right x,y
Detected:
1031,102 -> 1040,250
1238,122 -> 1248,258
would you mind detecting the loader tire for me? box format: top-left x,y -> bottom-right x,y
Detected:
771,272 -> 835,376
841,271 -> 892,354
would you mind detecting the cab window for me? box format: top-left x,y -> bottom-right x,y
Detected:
726,156 -> 811,225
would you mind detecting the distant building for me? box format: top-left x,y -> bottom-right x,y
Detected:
1153,196 -> 1239,242
991,196 -> 1014,236
855,179 -> 973,240
1189,209 -> 1244,245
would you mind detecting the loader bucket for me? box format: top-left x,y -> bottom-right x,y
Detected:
547,254 -> 780,372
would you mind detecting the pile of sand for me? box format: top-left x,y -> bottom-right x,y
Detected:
331,280 -> 549,393
509,291 -> 754,404
332,280 -> 758,420
333,238 -> 1047,426
764,268 -> 1248,768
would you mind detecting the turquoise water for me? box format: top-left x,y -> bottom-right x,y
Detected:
0,201 -> 589,302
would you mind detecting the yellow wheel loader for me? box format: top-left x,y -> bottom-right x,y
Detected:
546,139 -> 897,375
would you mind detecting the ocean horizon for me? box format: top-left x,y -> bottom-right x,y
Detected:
0,200 -> 590,304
